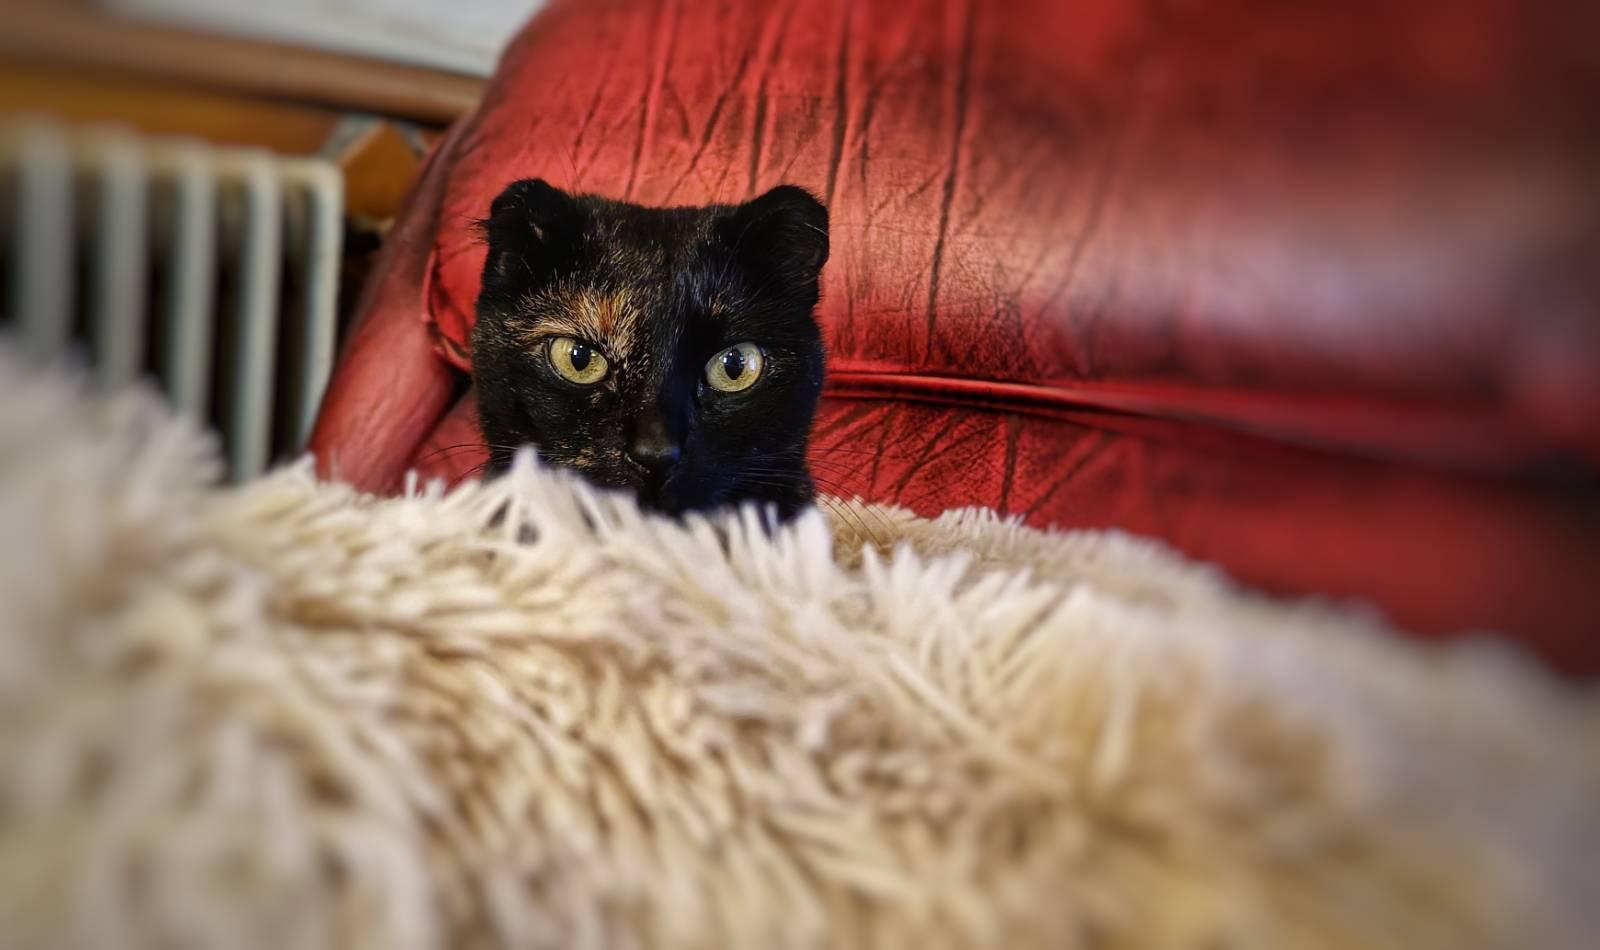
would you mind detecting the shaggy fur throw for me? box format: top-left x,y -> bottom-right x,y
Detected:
1,349 -> 1597,950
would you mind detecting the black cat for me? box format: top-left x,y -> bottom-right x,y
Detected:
471,179 -> 828,522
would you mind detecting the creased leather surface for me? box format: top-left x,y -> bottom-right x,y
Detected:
311,0 -> 1600,670
809,398 -> 1600,667
429,0 -> 1600,470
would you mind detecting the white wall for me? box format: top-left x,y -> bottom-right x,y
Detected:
101,0 -> 548,77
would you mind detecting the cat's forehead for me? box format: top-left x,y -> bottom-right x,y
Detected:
512,268 -> 714,365
515,280 -> 651,362
503,201 -> 731,362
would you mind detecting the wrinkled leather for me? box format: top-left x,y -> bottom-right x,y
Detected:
310,0 -> 1600,671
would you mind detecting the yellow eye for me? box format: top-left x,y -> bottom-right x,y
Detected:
547,336 -> 609,385
705,342 -> 764,392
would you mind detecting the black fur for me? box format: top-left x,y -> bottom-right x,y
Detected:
472,180 -> 829,522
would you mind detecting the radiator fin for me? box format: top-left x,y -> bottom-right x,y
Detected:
0,119 -> 344,481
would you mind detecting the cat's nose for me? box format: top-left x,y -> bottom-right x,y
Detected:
628,418 -> 681,473
628,439 -> 680,472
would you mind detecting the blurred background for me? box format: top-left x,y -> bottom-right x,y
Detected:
0,0 -> 539,477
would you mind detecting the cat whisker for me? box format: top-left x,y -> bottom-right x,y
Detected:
812,496 -> 896,551
800,474 -> 908,544
730,478 -> 882,545
414,441 -> 534,465
810,445 -> 918,461
729,467 -> 899,549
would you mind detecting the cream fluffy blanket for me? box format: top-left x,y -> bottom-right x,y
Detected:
1,351 -> 1598,950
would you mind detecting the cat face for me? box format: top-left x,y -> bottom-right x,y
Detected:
471,180 -> 829,521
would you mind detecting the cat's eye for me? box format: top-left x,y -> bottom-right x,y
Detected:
705,342 -> 764,393
547,336 -> 609,385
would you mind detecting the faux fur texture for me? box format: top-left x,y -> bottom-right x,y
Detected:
1,349 -> 1597,950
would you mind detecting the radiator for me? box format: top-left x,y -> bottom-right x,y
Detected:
0,118 -> 344,481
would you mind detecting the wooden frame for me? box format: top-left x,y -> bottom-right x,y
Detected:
0,1 -> 484,125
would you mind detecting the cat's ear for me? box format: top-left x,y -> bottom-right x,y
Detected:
477,178 -> 581,289
722,185 -> 829,284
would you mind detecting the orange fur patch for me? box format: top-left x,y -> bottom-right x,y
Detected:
513,286 -> 643,361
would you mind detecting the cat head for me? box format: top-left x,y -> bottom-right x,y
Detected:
471,179 -> 829,521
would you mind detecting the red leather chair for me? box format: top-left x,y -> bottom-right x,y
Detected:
310,0 -> 1600,673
